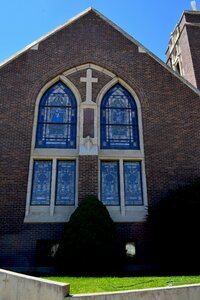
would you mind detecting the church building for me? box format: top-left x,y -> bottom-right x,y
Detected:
0,7 -> 200,271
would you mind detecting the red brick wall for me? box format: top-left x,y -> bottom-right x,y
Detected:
78,156 -> 98,202
187,24 -> 200,89
0,10 -> 200,268
179,25 -> 197,87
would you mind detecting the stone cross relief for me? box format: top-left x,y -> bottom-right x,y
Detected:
80,69 -> 98,154
80,69 -> 98,103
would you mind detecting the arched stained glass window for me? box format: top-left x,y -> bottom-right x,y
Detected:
100,84 -> 139,149
36,81 -> 77,148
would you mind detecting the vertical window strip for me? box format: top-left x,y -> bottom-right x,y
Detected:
101,161 -> 120,205
55,160 -> 76,206
31,160 -> 52,205
123,161 -> 143,206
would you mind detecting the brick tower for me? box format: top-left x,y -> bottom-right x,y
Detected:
166,3 -> 200,89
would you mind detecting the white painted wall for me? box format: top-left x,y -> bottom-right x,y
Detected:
0,269 -> 69,300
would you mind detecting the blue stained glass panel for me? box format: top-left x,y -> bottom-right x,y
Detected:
101,161 -> 120,205
124,162 -> 143,206
101,84 -> 139,149
36,81 -> 77,148
31,161 -> 52,205
56,161 -> 76,205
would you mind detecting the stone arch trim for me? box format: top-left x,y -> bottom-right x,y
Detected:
96,77 -> 144,155
31,75 -> 81,150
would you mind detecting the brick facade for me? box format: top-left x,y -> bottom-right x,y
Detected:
78,156 -> 98,202
0,8 -> 200,270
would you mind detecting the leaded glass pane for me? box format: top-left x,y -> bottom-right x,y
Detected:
31,161 -> 52,205
36,82 -> 77,148
101,84 -> 139,149
124,162 -> 143,206
101,161 -> 120,205
56,161 -> 76,205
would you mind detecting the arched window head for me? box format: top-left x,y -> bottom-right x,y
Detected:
101,84 -> 139,150
36,81 -> 77,148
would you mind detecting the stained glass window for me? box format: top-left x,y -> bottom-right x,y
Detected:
101,84 -> 139,149
31,160 -> 52,205
56,160 -> 76,205
101,161 -> 120,205
36,82 -> 77,148
124,162 -> 143,205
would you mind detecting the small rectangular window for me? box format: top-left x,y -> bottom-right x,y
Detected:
31,160 -> 52,205
124,161 -> 143,205
55,160 -> 76,205
101,161 -> 120,205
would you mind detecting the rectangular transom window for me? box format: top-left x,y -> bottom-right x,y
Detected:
30,159 -> 76,206
101,161 -> 120,205
100,160 -> 143,207
31,160 -> 52,205
56,160 -> 76,205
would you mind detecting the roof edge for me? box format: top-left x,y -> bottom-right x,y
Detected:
0,7 -> 93,69
92,8 -> 200,97
0,7 -> 199,97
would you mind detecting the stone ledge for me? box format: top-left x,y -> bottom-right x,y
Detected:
0,268 -> 70,300
71,284 -> 200,300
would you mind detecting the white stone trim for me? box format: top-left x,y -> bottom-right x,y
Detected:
138,46 -> 147,53
79,102 -> 98,155
63,64 -> 116,156
119,159 -> 125,216
80,69 -> 98,103
24,157 -> 78,223
63,63 -> 116,79
96,77 -> 145,156
0,8 -> 199,97
50,159 -> 57,216
98,158 -> 148,222
30,75 -> 81,155
25,159 -> 34,217
25,76 -> 80,223
30,43 -> 39,51
97,78 -> 148,222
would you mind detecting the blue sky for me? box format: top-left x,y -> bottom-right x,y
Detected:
0,0 -> 197,63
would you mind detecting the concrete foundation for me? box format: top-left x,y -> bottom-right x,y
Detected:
0,269 -> 69,300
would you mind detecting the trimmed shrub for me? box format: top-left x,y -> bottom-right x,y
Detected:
148,179 -> 200,273
55,195 -> 125,275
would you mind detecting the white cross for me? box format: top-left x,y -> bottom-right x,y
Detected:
80,69 -> 98,102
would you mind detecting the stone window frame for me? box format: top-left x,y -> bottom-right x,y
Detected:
100,83 -> 140,150
97,78 -> 148,222
63,63 -> 116,156
24,76 -> 81,223
35,81 -> 77,149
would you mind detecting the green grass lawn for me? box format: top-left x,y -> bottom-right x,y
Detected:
44,275 -> 200,294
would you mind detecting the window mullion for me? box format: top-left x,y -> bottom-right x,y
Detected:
75,158 -> 79,208
26,159 -> 34,216
120,159 -> 125,216
50,158 -> 57,216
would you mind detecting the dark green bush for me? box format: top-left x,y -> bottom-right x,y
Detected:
55,195 -> 125,275
148,179 -> 200,273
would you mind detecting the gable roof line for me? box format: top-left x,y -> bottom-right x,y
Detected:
92,8 -> 200,97
0,7 -> 199,96
0,7 -> 93,69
